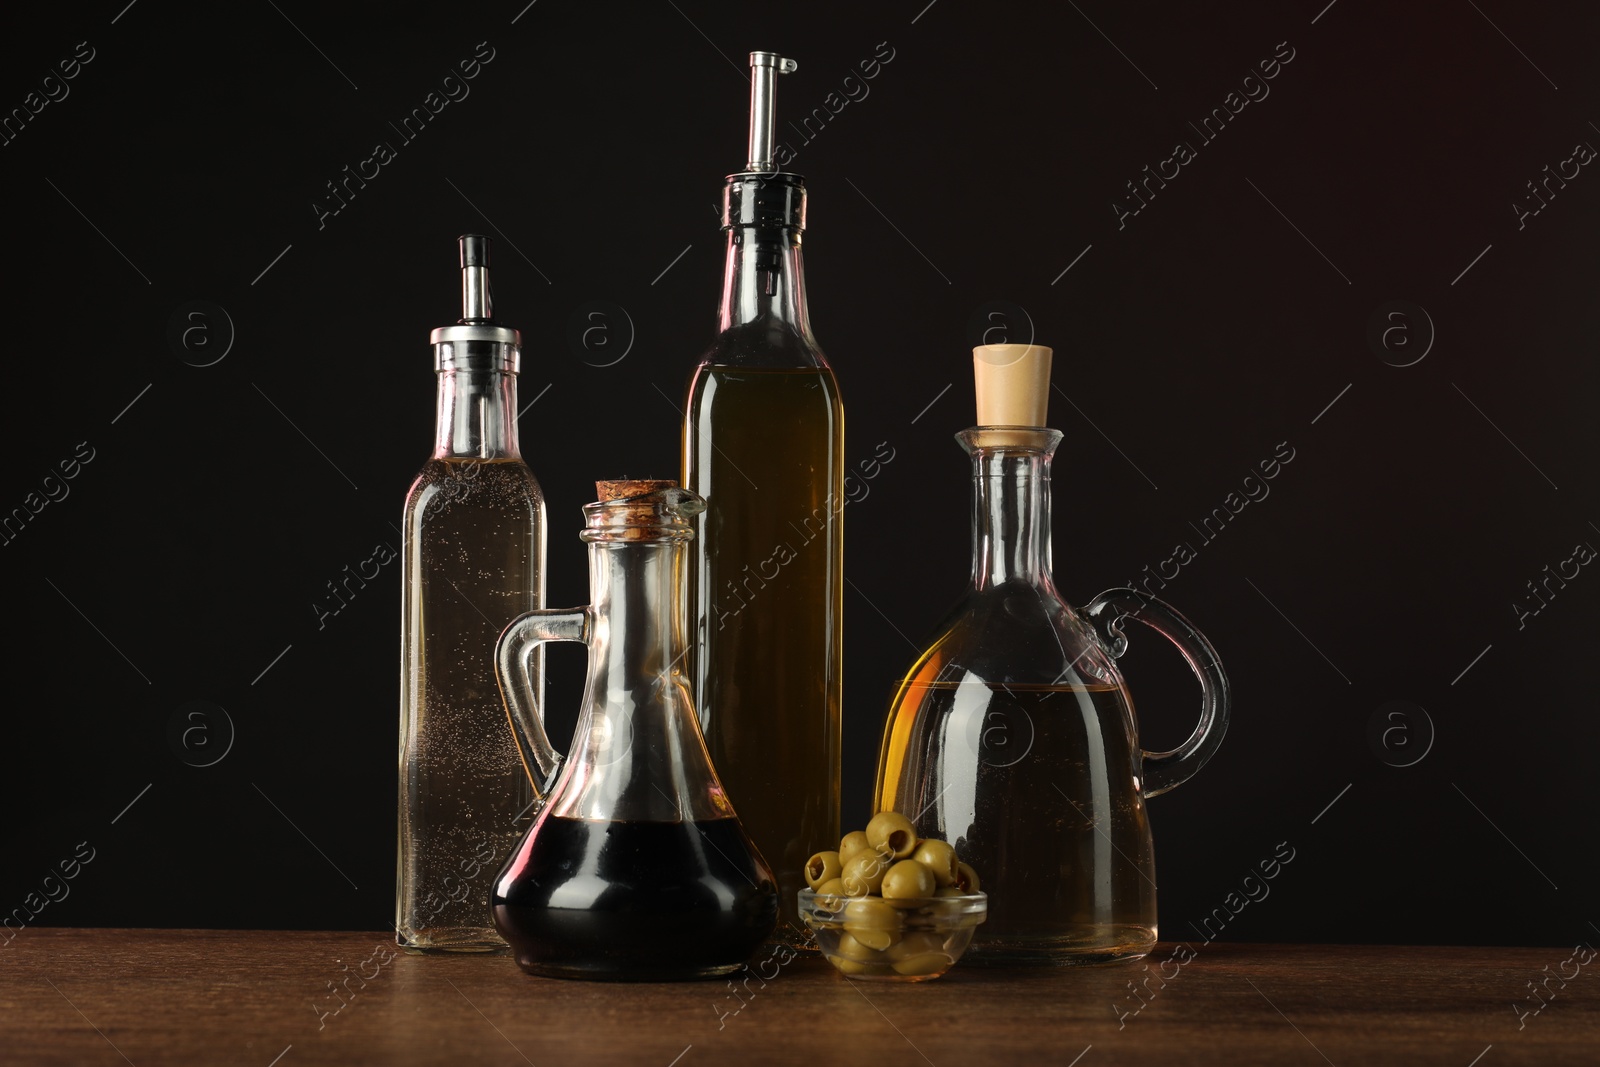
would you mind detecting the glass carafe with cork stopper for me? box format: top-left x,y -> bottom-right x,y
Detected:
492,480 -> 778,980
874,344 -> 1231,965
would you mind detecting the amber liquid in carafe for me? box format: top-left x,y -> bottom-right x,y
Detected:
686,365 -> 843,945
399,457 -> 540,949
878,679 -> 1156,963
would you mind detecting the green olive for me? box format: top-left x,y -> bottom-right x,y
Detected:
805,850 -> 843,890
886,932 -> 954,976
865,811 -> 918,859
934,886 -> 966,897
814,877 -> 849,897
911,839 -> 958,886
885,931 -> 947,962
826,953 -> 873,975
838,830 -> 873,869
844,925 -> 900,951
840,851 -> 890,896
954,861 -> 982,894
891,951 -> 952,977
833,931 -> 882,962
843,896 -> 902,932
881,859 -> 936,903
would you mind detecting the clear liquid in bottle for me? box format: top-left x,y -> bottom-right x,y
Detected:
399,459 -> 541,950
398,236 -> 545,952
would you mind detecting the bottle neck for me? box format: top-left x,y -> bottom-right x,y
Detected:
970,446 -> 1056,591
433,368 -> 520,460
718,225 -> 814,340
558,535 -> 732,824
587,541 -> 691,693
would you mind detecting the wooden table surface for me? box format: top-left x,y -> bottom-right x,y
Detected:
2,930 -> 1595,1065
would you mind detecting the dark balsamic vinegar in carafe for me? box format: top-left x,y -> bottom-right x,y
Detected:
493,815 -> 777,980
489,474 -> 778,978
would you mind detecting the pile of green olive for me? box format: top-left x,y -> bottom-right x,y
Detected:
802,811 -> 984,978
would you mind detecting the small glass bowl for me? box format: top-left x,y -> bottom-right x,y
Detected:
798,888 -> 987,981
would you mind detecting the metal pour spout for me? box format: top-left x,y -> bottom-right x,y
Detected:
459,233 -> 492,322
746,51 -> 797,172
429,233 -> 519,364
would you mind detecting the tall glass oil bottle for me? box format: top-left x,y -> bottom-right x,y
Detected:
683,52 -> 842,945
398,234 -> 546,952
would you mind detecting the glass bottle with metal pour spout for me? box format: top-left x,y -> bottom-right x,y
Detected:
492,482 -> 778,980
875,344 -> 1230,965
683,50 -> 843,950
397,235 -> 545,952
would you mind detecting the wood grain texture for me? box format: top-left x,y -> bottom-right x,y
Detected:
2,930 -> 1596,1065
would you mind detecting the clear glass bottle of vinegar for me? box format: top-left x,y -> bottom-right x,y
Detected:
683,52 -> 842,946
397,235 -> 545,952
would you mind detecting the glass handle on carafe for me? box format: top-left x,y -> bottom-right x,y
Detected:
494,608 -> 591,802
1083,588 -> 1231,799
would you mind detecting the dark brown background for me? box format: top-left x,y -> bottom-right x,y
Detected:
2,0 -> 1594,945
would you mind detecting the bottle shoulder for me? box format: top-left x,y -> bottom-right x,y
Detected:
403,458 -> 546,524
683,363 -> 844,447
908,582 -> 1122,689
699,318 -> 832,372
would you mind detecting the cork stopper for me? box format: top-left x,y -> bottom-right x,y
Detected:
595,479 -> 678,501
974,344 -> 1052,427
586,479 -> 694,542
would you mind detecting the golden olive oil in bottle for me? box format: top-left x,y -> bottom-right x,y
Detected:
876,345 -> 1231,964
683,52 -> 842,946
